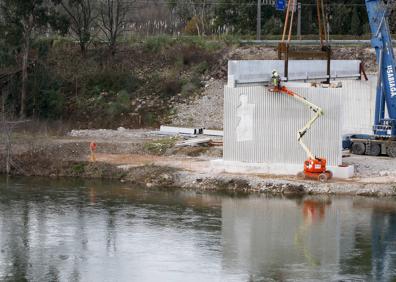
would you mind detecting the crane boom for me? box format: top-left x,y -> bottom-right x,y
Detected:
272,85 -> 331,182
366,0 -> 396,136
346,1 -> 396,157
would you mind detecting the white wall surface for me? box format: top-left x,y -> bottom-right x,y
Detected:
223,85 -> 343,166
341,76 -> 377,135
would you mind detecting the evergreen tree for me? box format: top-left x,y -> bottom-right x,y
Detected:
54,0 -> 97,56
350,7 -> 362,36
213,0 -> 256,34
0,0 -> 67,117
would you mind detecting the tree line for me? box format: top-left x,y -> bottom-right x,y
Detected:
1,0 -> 396,118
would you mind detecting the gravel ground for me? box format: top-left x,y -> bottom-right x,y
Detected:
68,128 -> 156,141
66,129 -> 396,181
171,79 -> 225,129
343,154 -> 396,178
172,170 -> 396,196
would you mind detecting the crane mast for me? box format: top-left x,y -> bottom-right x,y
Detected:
366,0 -> 396,136
345,0 -> 396,157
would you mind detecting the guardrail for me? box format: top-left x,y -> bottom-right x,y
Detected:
240,40 -> 396,46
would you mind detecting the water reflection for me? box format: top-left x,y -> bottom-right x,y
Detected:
0,177 -> 395,281
371,211 -> 396,281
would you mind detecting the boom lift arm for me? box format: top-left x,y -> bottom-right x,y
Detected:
275,86 -> 332,182
279,87 -> 324,160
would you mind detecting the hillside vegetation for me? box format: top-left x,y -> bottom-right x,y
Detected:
2,36 -> 228,128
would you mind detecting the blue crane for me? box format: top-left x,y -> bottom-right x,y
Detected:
346,0 -> 396,157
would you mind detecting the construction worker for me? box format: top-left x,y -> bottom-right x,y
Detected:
272,69 -> 281,90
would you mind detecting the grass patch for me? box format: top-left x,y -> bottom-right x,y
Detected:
72,163 -> 86,174
144,137 -> 178,155
143,35 -> 174,52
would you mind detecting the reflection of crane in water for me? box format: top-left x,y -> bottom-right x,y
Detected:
371,210 -> 396,281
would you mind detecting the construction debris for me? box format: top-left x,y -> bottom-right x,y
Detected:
160,126 -> 203,135
203,129 -> 224,137
175,138 -> 212,147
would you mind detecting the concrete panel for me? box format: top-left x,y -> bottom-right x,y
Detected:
228,60 -> 361,85
223,84 -> 343,166
211,159 -> 355,179
341,76 -> 377,135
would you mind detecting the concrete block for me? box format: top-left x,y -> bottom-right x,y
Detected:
228,60 -> 361,85
203,129 -> 224,136
160,126 -> 203,135
211,159 -> 354,179
340,76 -> 377,135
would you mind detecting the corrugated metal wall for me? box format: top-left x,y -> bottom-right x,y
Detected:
224,85 -> 343,166
341,77 -> 377,135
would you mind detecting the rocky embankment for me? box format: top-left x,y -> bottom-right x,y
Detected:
1,129 -> 396,197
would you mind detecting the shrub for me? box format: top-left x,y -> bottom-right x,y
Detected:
52,36 -> 75,49
26,64 -> 65,119
263,17 -> 283,35
184,16 -> 202,36
72,163 -> 85,174
194,61 -> 209,74
181,74 -> 202,96
85,70 -> 140,97
106,90 -> 131,117
32,38 -> 54,58
180,45 -> 206,65
143,35 -> 174,53
177,36 -> 222,51
161,79 -> 182,97
181,82 -> 197,96
142,112 -> 158,127
220,34 -> 241,46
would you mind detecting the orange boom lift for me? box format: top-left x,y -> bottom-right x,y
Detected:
273,85 -> 333,182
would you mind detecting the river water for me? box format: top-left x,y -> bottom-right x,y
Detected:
0,177 -> 395,282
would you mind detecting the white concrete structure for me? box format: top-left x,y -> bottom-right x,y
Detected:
224,84 -> 342,163
213,82 -> 354,178
212,59 -> 384,178
227,60 -> 377,136
228,60 -> 361,86
211,159 -> 355,178
341,76 -> 377,135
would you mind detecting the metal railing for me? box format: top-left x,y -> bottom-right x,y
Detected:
240,39 -> 396,46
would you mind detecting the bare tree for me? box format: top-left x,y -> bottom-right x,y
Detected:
390,2 -> 396,33
0,87 -> 27,175
99,0 -> 130,56
58,0 -> 97,56
19,14 -> 34,118
167,0 -> 213,36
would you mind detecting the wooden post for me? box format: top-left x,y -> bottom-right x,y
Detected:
326,47 -> 331,84
297,2 -> 302,40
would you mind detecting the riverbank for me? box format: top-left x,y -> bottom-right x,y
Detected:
1,129 -> 396,197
